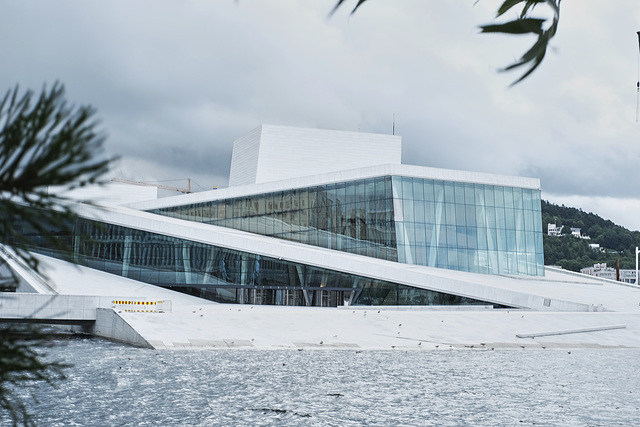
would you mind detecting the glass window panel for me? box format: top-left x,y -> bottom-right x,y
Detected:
207,203 -> 217,222
395,222 -> 407,247
248,216 -> 258,234
423,180 -> 435,202
282,190 -> 292,213
465,205 -> 477,227
424,223 -> 436,246
403,199 -> 415,222
503,187 -> 514,208
506,229 -> 517,251
477,229 -> 488,250
513,188 -> 523,210
515,228 -> 526,253
444,181 -> 455,203
505,208 -> 515,230
515,209 -> 525,231
434,181 -> 445,203
402,177 -> 413,200
292,189 -> 301,211
486,206 -> 498,229
268,193 -> 278,214
344,181 -> 355,203
464,183 -> 475,205
445,203 -> 456,225
507,251 -> 517,274
474,184 -> 485,206
534,212 -> 542,232
392,177 -> 402,199
413,200 -> 426,223
493,186 -> 504,207
405,222 -> 416,246
457,226 -> 467,248
298,190 -> 309,211
374,177 -> 386,200
457,249 -> 469,271
256,197 -> 266,215
475,205 -> 487,228
414,222 -> 426,246
299,207 -> 309,228
481,185 -> 493,207
523,209 -> 534,231
424,201 -> 436,224
446,225 -> 456,248
437,248 -> 448,269
465,228 -> 476,250
455,204 -> 466,226
414,245 -> 427,266
244,198 -> 253,217
412,179 -> 424,201
365,179 -> 375,201
325,184 -> 336,204
522,189 -> 534,211
335,182 -> 346,205
290,209 -> 300,227
232,198 -> 241,218
454,182 -> 465,205
496,228 -> 506,252
448,249 -> 458,270
384,176 -> 393,199
526,231 -> 536,253
386,198 -> 394,222
495,207 -> 506,229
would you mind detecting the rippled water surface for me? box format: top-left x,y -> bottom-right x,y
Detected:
8,337 -> 640,426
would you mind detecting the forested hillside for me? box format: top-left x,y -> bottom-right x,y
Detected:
541,200 -> 640,271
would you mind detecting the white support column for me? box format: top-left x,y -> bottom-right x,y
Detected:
122,231 -> 132,277
635,246 -> 639,285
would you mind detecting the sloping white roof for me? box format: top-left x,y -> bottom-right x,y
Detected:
128,163 -> 540,211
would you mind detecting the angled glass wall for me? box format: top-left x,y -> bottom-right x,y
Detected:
151,176 -> 398,262
150,175 -> 543,276
7,210 -> 504,307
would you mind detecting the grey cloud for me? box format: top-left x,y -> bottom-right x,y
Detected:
2,0 -> 640,227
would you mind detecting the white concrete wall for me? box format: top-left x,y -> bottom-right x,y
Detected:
0,294 -> 113,321
93,308 -> 152,347
228,125 -> 401,186
228,125 -> 262,187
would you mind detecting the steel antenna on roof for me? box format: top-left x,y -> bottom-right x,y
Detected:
636,31 -> 640,122
392,113 -> 395,135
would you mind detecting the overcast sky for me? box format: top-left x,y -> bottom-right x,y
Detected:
2,1 -> 640,229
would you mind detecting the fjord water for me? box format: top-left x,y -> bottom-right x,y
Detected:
11,337 -> 640,426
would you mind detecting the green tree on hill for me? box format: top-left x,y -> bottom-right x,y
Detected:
541,200 -> 640,271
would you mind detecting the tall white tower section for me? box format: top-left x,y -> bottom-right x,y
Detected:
228,124 -> 402,187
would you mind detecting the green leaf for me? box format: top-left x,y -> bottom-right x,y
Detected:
482,0 -> 560,85
479,18 -> 546,35
330,0 -> 369,16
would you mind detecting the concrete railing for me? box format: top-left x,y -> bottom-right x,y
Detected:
0,293 -> 170,323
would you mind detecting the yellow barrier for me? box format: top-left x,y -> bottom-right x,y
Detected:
111,300 -> 172,313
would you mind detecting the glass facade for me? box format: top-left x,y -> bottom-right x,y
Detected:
151,175 -> 544,276
393,177 -> 544,276
8,211 -> 503,307
151,176 -> 398,261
